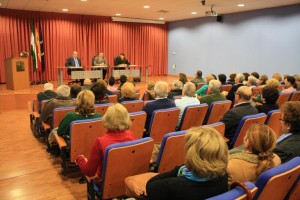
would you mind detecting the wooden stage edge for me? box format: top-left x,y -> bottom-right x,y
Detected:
0,75 -> 182,111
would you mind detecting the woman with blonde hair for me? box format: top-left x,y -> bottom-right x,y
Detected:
196,74 -> 215,98
146,126 -> 228,200
227,124 -> 281,186
118,82 -> 138,103
76,103 -> 136,177
57,90 -> 102,139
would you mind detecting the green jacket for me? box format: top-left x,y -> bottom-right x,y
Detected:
200,91 -> 226,105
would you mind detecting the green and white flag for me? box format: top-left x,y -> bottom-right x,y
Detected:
30,20 -> 38,71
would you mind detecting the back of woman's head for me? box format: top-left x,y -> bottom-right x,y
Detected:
91,82 -> 106,100
286,76 -> 297,88
262,85 -> 279,104
103,103 -> 132,131
121,82 -> 135,98
147,81 -> 155,90
246,124 -> 277,175
179,73 -> 188,84
281,101 -> 300,134
184,126 -> 228,178
76,90 -> 95,116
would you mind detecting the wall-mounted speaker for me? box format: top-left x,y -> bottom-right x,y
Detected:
217,15 -> 223,23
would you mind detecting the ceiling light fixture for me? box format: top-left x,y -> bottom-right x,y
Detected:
115,13 -> 122,16
144,5 -> 150,9
81,0 -> 88,2
62,8 -> 69,12
112,17 -> 165,24
191,12 -> 197,15
159,17 -> 164,20
237,4 -> 245,7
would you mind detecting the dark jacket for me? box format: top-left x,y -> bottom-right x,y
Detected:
167,89 -> 182,99
114,56 -> 130,66
118,97 -> 138,103
221,102 -> 258,141
226,83 -> 243,102
256,103 -> 279,115
273,134 -> 300,163
37,90 -> 57,102
65,57 -> 82,75
41,96 -> 76,127
142,98 -> 176,132
146,166 -> 228,200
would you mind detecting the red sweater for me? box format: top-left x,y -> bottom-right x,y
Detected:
76,130 -> 136,177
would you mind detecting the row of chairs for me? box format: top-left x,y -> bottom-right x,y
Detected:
84,129 -> 300,200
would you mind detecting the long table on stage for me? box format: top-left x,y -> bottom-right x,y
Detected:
56,66 -> 107,86
109,65 -> 150,82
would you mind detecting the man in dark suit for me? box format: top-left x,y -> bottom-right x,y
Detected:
114,53 -> 130,66
225,73 -> 245,102
142,81 -> 176,133
221,86 -> 258,142
65,51 -> 84,84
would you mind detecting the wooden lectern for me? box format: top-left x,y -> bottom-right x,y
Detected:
5,57 -> 29,90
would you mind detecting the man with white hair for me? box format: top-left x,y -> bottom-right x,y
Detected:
226,73 -> 245,102
37,83 -> 57,102
142,81 -> 176,132
175,82 -> 199,127
81,78 -> 92,91
41,85 -> 76,128
167,80 -> 183,99
200,80 -> 226,105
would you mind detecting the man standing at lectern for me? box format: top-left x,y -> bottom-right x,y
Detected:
65,51 -> 83,84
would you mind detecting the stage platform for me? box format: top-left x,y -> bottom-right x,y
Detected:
0,75 -> 178,111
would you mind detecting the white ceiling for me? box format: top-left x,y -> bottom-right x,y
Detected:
1,0 -> 300,22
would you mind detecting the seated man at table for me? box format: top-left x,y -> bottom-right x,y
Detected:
41,85 -> 76,128
142,81 -> 176,133
114,53 -> 130,67
93,52 -> 108,79
65,51 -> 84,84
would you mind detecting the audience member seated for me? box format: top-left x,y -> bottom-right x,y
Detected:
143,81 -> 176,132
251,71 -> 260,80
146,126 -> 228,200
191,70 -> 205,85
200,80 -> 226,105
247,75 -> 258,89
273,101 -> 300,163
70,84 -> 81,98
256,86 -> 279,114
227,124 -> 281,186
257,74 -> 268,86
117,75 -> 127,90
295,74 -> 300,91
179,73 -> 188,85
195,74 -> 215,98
118,82 -> 138,103
75,103 -> 136,177
221,86 -> 258,141
167,80 -> 183,99
54,90 -> 102,144
242,72 -> 250,85
272,72 -> 283,83
218,74 -> 227,85
225,73 -> 245,102
175,82 -> 199,127
145,81 -> 156,100
37,83 -> 57,102
91,82 -> 109,104
81,78 -> 92,90
41,85 -> 76,127
254,78 -> 281,104
282,75 -> 297,93
226,73 -> 236,85
97,79 -> 113,96
107,76 -> 118,93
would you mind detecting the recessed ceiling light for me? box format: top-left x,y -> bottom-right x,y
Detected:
115,13 -> 122,16
81,0 -> 87,1
0,3 -> 2,6
191,12 -> 197,15
237,4 -> 245,7
144,5 -> 150,9
159,17 -> 164,20
62,8 -> 69,12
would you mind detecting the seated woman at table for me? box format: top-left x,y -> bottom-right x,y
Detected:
118,82 -> 138,103
114,52 -> 130,66
227,124 -> 281,186
75,103 -> 136,178
146,126 -> 228,200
